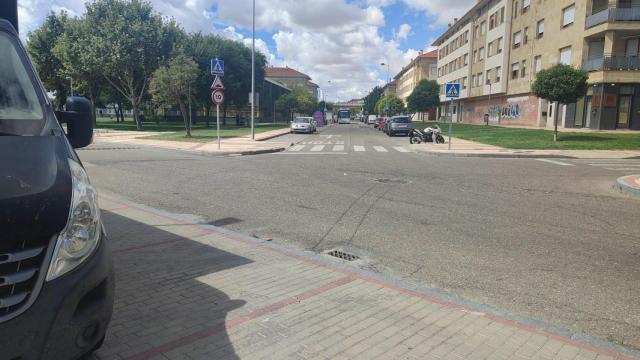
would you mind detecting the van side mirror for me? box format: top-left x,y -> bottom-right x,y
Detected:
56,96 -> 94,149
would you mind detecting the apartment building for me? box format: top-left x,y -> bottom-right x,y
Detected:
433,0 -> 640,130
394,50 -> 438,103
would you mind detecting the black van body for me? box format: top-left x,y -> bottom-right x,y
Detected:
0,5 -> 114,359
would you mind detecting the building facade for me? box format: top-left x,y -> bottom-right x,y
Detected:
394,50 -> 439,103
264,67 -> 320,99
433,0 -> 640,130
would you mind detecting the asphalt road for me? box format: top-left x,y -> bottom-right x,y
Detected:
80,123 -> 640,349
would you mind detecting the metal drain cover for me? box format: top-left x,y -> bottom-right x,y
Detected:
327,250 -> 359,261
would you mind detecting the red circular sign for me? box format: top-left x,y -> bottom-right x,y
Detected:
211,90 -> 225,105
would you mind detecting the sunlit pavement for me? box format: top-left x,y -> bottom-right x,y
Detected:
93,194 -> 639,360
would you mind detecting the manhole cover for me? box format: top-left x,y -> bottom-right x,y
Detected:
327,250 -> 359,261
374,178 -> 409,184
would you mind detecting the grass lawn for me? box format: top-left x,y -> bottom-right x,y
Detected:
96,118 -> 288,143
416,122 -> 640,150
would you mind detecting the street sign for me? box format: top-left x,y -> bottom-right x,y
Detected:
211,76 -> 225,90
445,83 -> 460,98
211,90 -> 225,105
211,59 -> 224,76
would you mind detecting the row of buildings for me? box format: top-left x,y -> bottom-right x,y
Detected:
383,0 -> 639,130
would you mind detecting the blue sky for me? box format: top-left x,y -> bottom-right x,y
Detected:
19,0 -> 472,100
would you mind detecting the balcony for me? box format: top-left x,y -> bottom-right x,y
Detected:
583,54 -> 640,71
586,7 -> 640,28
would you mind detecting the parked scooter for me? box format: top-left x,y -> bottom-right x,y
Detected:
409,125 -> 445,144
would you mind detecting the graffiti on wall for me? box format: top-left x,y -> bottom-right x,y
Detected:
488,104 -> 521,118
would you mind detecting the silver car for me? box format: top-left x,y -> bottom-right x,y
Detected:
290,117 -> 317,133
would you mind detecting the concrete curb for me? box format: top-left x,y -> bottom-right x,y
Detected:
615,175 -> 640,198
254,130 -> 291,141
86,141 -> 286,157
414,150 -> 577,159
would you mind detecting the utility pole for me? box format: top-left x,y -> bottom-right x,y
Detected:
250,0 -> 256,140
380,62 -> 390,115
188,83 -> 192,133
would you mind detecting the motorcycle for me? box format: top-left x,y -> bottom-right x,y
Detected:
409,125 -> 445,144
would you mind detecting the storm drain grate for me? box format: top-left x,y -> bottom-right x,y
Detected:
374,178 -> 409,184
327,250 -> 359,261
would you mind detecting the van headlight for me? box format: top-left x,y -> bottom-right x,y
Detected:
46,160 -> 101,281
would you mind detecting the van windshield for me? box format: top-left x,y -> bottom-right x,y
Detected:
0,31 -> 44,135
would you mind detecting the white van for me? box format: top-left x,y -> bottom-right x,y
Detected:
367,115 -> 377,125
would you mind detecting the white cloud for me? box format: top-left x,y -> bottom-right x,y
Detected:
401,0 -> 475,25
395,23 -> 411,41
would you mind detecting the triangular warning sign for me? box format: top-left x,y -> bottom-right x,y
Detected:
447,85 -> 459,97
211,76 -> 225,90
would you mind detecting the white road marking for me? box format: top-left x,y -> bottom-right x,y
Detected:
310,145 -> 325,152
604,168 -> 640,171
588,163 -> 640,167
289,145 -> 305,152
535,159 -> 575,166
353,145 -> 365,152
83,162 -> 97,167
393,146 -> 410,153
373,146 -> 388,152
336,140 -> 345,145
280,152 -> 346,155
333,145 -> 345,152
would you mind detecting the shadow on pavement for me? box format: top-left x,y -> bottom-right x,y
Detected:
95,210 -> 253,360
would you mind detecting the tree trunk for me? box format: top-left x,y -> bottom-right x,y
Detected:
132,102 -> 142,130
178,101 -> 191,137
222,103 -> 227,126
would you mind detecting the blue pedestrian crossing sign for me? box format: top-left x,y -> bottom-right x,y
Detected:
446,83 -> 461,98
211,59 -> 224,76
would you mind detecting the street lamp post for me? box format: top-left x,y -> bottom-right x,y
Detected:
486,79 -> 492,125
380,62 -> 390,115
250,0 -> 256,140
67,76 -> 73,96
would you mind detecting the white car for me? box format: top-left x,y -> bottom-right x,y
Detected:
290,117 -> 316,133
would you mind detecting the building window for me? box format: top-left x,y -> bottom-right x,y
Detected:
521,60 -> 527,77
479,47 -> 485,60
534,55 -> 542,73
495,66 -> 501,82
462,77 -> 467,89
480,21 -> 486,35
473,50 -> 478,63
489,14 -> 496,30
497,37 -> 503,53
562,4 -> 575,28
511,62 -> 520,79
537,19 -> 544,38
488,42 -> 494,57
523,0 -> 530,13
560,46 -> 572,65
464,53 -> 469,65
523,27 -> 529,44
464,31 -> 469,43
471,74 -> 476,87
486,69 -> 492,84
500,7 -> 505,24
513,31 -> 522,48
513,1 -> 519,18
478,72 -> 484,86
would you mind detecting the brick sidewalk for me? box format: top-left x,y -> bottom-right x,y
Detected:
95,194 -> 639,360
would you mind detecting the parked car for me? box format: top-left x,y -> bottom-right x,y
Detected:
367,115 -> 377,124
386,116 -> 413,136
290,117 -> 317,133
0,3 -> 114,359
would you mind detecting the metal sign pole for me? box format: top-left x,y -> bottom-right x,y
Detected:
216,104 -> 221,150
448,99 -> 453,150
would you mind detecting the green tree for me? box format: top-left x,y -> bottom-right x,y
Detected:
532,64 -> 588,141
275,86 -> 317,120
27,11 -> 70,109
83,0 -> 179,130
53,17 -> 104,120
375,94 -> 404,116
184,33 -> 266,125
149,53 -> 199,137
407,80 -> 439,121
363,86 -> 384,115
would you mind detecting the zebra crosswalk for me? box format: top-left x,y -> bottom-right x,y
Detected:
284,144 -> 413,154
576,159 -> 640,172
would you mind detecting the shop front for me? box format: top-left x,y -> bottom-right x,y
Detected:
572,84 -> 640,130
